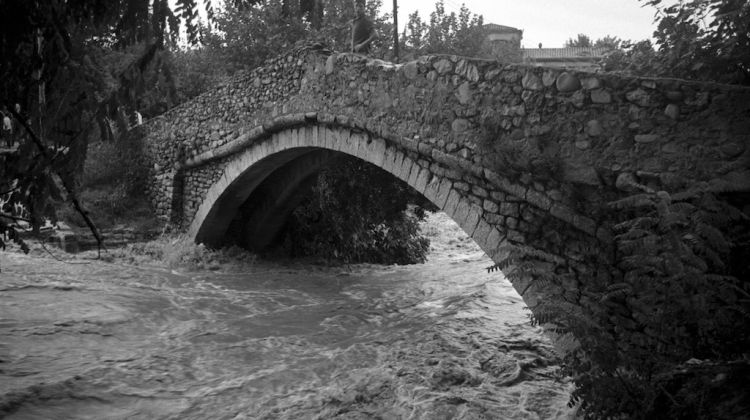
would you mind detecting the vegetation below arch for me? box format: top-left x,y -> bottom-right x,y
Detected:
275,156 -> 434,265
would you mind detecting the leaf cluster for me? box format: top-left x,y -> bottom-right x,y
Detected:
277,155 -> 432,265
0,0 -> 262,252
401,0 -> 485,58
599,0 -> 749,83
577,189 -> 749,418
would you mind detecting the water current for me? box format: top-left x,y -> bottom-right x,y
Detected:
0,213 -> 576,419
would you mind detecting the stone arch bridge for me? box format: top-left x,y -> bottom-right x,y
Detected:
137,43 -> 749,308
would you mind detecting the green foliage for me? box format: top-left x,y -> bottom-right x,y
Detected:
0,0 -> 262,251
56,136 -> 154,230
645,0 -> 750,83
600,0 -> 749,83
565,34 -> 620,51
201,0 -> 308,73
170,48 -> 231,102
565,33 -> 593,48
494,185 -> 750,418
401,1 -> 485,58
278,156 -> 431,265
593,35 -> 622,50
173,0 -> 395,97
599,39 -> 667,76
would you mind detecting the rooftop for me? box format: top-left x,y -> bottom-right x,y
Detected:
483,23 -> 522,34
522,47 -> 609,60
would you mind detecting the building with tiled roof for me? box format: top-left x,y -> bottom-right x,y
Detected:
481,24 -> 523,63
480,24 -> 608,70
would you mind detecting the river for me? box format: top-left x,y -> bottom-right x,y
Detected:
0,213 -> 575,419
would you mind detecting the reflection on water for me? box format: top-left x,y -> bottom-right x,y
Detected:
0,214 -> 575,419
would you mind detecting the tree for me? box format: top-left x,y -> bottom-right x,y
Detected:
401,0 -> 484,57
599,39 -> 663,76
600,0 -> 749,83
282,0 -> 323,29
202,0 -> 394,71
278,156 -> 432,264
644,0 -> 749,83
565,33 -> 592,48
0,0 -> 259,256
594,35 -> 622,50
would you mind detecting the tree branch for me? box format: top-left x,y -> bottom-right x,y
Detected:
6,105 -> 106,256
0,212 -> 31,223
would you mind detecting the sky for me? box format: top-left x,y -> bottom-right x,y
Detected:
397,0 -> 659,48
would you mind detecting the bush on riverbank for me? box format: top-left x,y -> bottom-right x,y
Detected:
276,156 -> 432,265
57,138 -> 158,233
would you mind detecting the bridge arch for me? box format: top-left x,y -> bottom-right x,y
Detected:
182,120 -> 610,311
189,124 -> 514,262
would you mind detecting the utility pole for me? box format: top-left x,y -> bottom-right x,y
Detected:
393,0 -> 399,62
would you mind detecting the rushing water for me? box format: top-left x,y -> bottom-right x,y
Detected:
0,213 -> 575,419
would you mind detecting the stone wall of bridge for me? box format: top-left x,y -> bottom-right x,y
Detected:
139,43 -> 750,254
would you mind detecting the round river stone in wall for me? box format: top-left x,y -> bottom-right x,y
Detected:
586,120 -> 603,137
556,72 -> 581,92
452,118 -> 470,133
522,71 -> 543,91
591,89 -> 612,104
664,104 -> 680,119
402,61 -> 419,79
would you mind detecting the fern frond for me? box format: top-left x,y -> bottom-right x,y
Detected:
618,235 -> 660,255
669,202 -> 696,214
488,244 -> 566,272
615,228 -> 654,241
486,263 -> 503,273
659,212 -> 689,230
512,244 -> 566,265
695,222 -> 730,253
680,251 -> 708,272
506,265 -> 558,286
600,282 -> 633,302
613,217 -> 658,232
609,194 -> 656,210
721,204 -> 750,222
702,273 -> 739,284
530,300 -> 597,330
671,189 -> 704,201
691,210 -> 731,228
488,253 -> 517,272
619,255 -> 666,271
693,244 -> 725,270
707,177 -> 750,193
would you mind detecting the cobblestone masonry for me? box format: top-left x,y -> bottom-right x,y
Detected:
138,43 -> 750,308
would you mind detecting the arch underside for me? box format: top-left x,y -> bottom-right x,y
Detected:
224,148 -> 341,251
